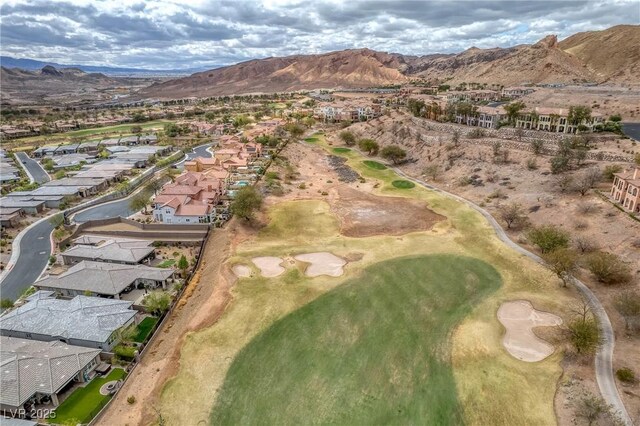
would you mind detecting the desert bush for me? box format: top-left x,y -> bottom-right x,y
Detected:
567,304 -> 601,355
339,131 -> 356,146
127,396 -> 136,404
543,248 -> 578,287
576,202 -> 598,214
616,368 -> 636,383
498,203 -> 528,229
531,139 -> 544,155
585,252 -> 632,285
614,291 -> 640,333
574,236 -> 597,253
458,176 -> 472,186
555,175 -> 574,193
527,225 -> 570,253
525,158 -> 538,170
573,220 -> 588,230
603,164 -> 623,181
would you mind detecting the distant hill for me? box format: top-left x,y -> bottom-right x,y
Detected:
558,25 -> 640,84
140,48 -> 409,98
140,25 -> 639,99
0,65 -> 154,105
0,56 -> 216,77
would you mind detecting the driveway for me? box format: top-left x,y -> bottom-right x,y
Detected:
14,151 -> 50,184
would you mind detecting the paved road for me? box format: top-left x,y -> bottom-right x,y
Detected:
389,167 -> 633,426
622,122 -> 640,142
14,151 -> 50,184
0,217 -> 54,301
75,143 -> 214,223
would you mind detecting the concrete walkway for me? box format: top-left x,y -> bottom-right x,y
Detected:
389,166 -> 632,425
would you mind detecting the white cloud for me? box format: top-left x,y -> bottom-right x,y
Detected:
0,0 -> 637,69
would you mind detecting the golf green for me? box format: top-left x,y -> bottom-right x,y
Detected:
211,254 -> 501,424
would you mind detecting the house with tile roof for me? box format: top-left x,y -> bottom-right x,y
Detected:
0,292 -> 136,351
61,236 -> 155,265
0,336 -> 101,411
33,261 -> 174,299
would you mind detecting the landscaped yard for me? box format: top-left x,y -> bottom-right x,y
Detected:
133,316 -> 159,343
157,259 -> 176,268
52,368 -> 126,425
303,135 -> 320,143
212,255 -> 501,424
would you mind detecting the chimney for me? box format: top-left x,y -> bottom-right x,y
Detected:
634,168 -> 639,180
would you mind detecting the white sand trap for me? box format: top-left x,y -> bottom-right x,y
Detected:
252,257 -> 285,277
232,264 -> 252,278
498,300 -> 563,362
294,252 -> 346,277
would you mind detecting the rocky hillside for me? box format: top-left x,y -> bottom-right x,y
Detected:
140,48 -> 408,98
558,25 -> 640,84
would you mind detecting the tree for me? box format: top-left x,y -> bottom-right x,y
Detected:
574,236 -> 596,253
129,192 -> 150,214
568,105 -> 592,126
585,251 -> 632,285
284,123 -> 304,139
567,302 -> 601,355
423,164 -> 440,181
0,299 -> 14,309
609,114 -> 622,122
574,168 -> 601,196
527,225 -> 570,253
131,125 -> 143,134
143,291 -> 172,316
407,99 -> 426,117
504,101 -> 526,125
146,179 -> 164,196
543,248 -> 578,287
230,186 -> 263,221
178,254 -> 189,277
358,138 -> 379,155
339,131 -> 356,146
164,122 -> 180,137
603,164 -> 622,181
614,290 -> 640,333
498,203 -> 528,229
380,145 -> 407,164
233,114 -> 252,129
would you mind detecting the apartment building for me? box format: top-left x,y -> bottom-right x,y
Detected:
611,168 -> 640,213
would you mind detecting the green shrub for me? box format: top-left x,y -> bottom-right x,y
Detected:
616,368 -> 635,383
585,252 -> 632,285
527,225 -> 570,253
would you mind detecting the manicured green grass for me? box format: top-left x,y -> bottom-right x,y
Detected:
133,316 -> 159,343
211,254 -> 501,425
363,160 -> 387,170
304,136 -> 320,143
332,147 -> 351,153
157,259 -> 176,268
53,368 -> 127,424
392,179 -> 416,189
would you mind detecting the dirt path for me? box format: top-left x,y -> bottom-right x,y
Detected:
95,223 -> 235,426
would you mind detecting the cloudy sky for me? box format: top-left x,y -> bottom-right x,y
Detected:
1,0 -> 638,70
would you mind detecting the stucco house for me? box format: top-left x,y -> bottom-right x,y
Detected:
611,168 -> 640,213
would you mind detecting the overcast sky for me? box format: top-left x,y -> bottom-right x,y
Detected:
1,0 -> 638,70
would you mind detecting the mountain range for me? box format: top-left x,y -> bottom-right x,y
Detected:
141,25 -> 639,99
0,56 -> 215,77
2,24 -> 638,104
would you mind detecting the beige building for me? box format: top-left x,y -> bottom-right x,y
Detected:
611,168 -> 640,213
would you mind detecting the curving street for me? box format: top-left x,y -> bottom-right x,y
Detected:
390,166 -> 632,426
0,145 -> 213,301
14,151 -> 50,184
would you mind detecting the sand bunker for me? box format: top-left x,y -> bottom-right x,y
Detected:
252,257 -> 285,277
232,264 -> 252,278
294,252 -> 346,277
498,300 -> 562,362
